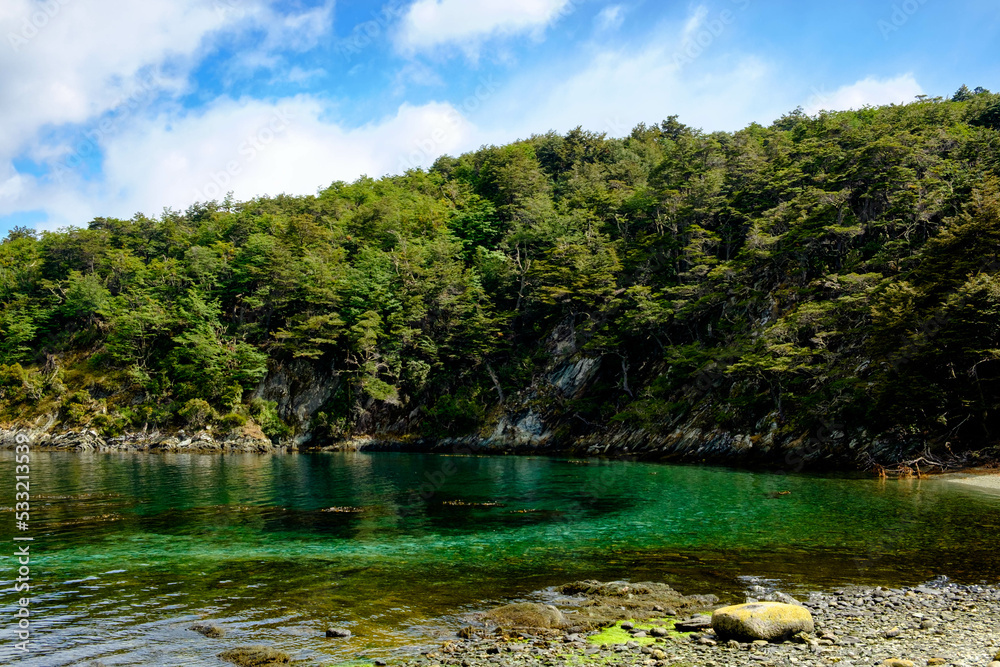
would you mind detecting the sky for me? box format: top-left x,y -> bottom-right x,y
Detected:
0,0 -> 997,235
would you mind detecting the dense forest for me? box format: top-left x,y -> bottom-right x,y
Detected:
2,87 -> 1000,466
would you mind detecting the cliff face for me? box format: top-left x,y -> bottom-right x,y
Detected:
252,324 -> 897,470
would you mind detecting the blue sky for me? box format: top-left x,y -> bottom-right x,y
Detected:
0,0 -> 997,235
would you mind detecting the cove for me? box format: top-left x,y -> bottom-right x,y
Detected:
1,451 -> 999,666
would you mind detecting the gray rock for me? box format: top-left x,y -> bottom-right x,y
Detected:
674,615 -> 713,632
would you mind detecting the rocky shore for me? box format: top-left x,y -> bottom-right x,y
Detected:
201,579 -> 1000,667
0,422 -> 278,453
384,580 -> 1000,667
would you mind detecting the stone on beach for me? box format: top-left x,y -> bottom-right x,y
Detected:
711,601 -> 814,641
483,602 -> 566,629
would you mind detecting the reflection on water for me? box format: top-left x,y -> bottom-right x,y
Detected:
1,451 -> 998,666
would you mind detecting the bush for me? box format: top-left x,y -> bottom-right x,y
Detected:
421,391 -> 485,438
178,398 -> 217,428
60,389 -> 92,424
220,412 -> 248,431
92,413 -> 127,437
250,398 -> 290,441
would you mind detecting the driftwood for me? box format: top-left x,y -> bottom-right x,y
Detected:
865,447 -> 965,479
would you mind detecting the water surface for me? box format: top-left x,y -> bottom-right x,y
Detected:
1,451 -> 999,666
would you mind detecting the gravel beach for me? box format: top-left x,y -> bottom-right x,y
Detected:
391,581 -> 1000,667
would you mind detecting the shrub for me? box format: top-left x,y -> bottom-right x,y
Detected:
220,412 -> 248,431
178,398 -> 217,428
92,413 -> 127,437
249,398 -> 290,441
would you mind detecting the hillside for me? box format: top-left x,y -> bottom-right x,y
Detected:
3,88 -> 1000,468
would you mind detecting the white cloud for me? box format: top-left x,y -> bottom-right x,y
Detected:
0,0 -> 237,163
474,11 -> 788,143
596,5 -> 625,30
0,0 -> 336,165
395,0 -> 572,54
804,74 -> 924,115
0,0 -> 340,227
4,97 -> 480,229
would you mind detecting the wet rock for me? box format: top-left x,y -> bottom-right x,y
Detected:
189,623 -> 226,638
712,602 -> 814,642
326,628 -> 352,638
218,645 -> 290,666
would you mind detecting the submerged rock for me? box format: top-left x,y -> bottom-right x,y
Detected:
189,622 -> 226,638
712,601 -> 814,642
325,627 -> 352,638
218,645 -> 290,666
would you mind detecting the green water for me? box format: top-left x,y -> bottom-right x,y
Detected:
1,451 -> 999,666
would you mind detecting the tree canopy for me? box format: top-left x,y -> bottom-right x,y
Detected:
3,90 -> 1000,459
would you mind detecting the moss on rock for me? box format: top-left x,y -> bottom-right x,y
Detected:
711,601 -> 814,642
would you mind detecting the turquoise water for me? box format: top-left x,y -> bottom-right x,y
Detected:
1,451 -> 999,666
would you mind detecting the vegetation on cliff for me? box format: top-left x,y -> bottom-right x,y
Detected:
2,87 -> 1000,462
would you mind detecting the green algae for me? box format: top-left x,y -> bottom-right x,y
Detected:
586,618 -> 692,646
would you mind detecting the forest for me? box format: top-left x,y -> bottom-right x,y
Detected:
2,86 -> 1000,465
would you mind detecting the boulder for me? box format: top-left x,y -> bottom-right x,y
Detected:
483,602 -> 566,629
711,602 -> 814,642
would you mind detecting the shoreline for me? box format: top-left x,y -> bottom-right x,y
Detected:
195,579 -> 1000,667
387,580 -> 1000,667
3,424 -> 1000,476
